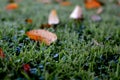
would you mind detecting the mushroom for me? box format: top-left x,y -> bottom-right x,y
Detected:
48,9 -> 60,25
70,5 -> 83,20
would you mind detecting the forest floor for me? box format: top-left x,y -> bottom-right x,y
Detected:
0,0 -> 120,80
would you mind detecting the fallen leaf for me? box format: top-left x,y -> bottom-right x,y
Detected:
25,18 -> 33,24
60,1 -> 71,6
40,23 -> 52,28
26,29 -> 57,45
6,3 -> 18,10
91,14 -> 101,22
48,9 -> 59,25
23,64 -> 31,73
96,7 -> 103,14
0,48 -> 5,58
85,0 -> 102,9
70,5 -> 83,20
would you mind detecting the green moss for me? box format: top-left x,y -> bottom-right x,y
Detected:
0,0 -> 120,80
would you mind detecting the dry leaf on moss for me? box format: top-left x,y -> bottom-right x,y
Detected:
60,1 -> 71,6
6,3 -> 18,10
40,24 -> 52,28
26,29 -> 57,45
0,48 -> 5,58
22,64 -> 31,73
25,18 -> 33,24
85,0 -> 102,9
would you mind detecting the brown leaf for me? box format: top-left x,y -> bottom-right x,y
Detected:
25,18 -> 33,24
40,23 -> 52,28
48,9 -> 59,25
22,64 -> 31,73
5,3 -> 18,10
0,48 -> 5,58
26,29 -> 57,45
60,1 -> 71,6
85,0 -> 102,9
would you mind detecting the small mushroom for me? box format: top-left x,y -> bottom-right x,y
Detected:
48,9 -> 60,25
70,5 -> 83,20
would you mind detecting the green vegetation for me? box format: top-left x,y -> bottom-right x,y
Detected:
0,0 -> 120,80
